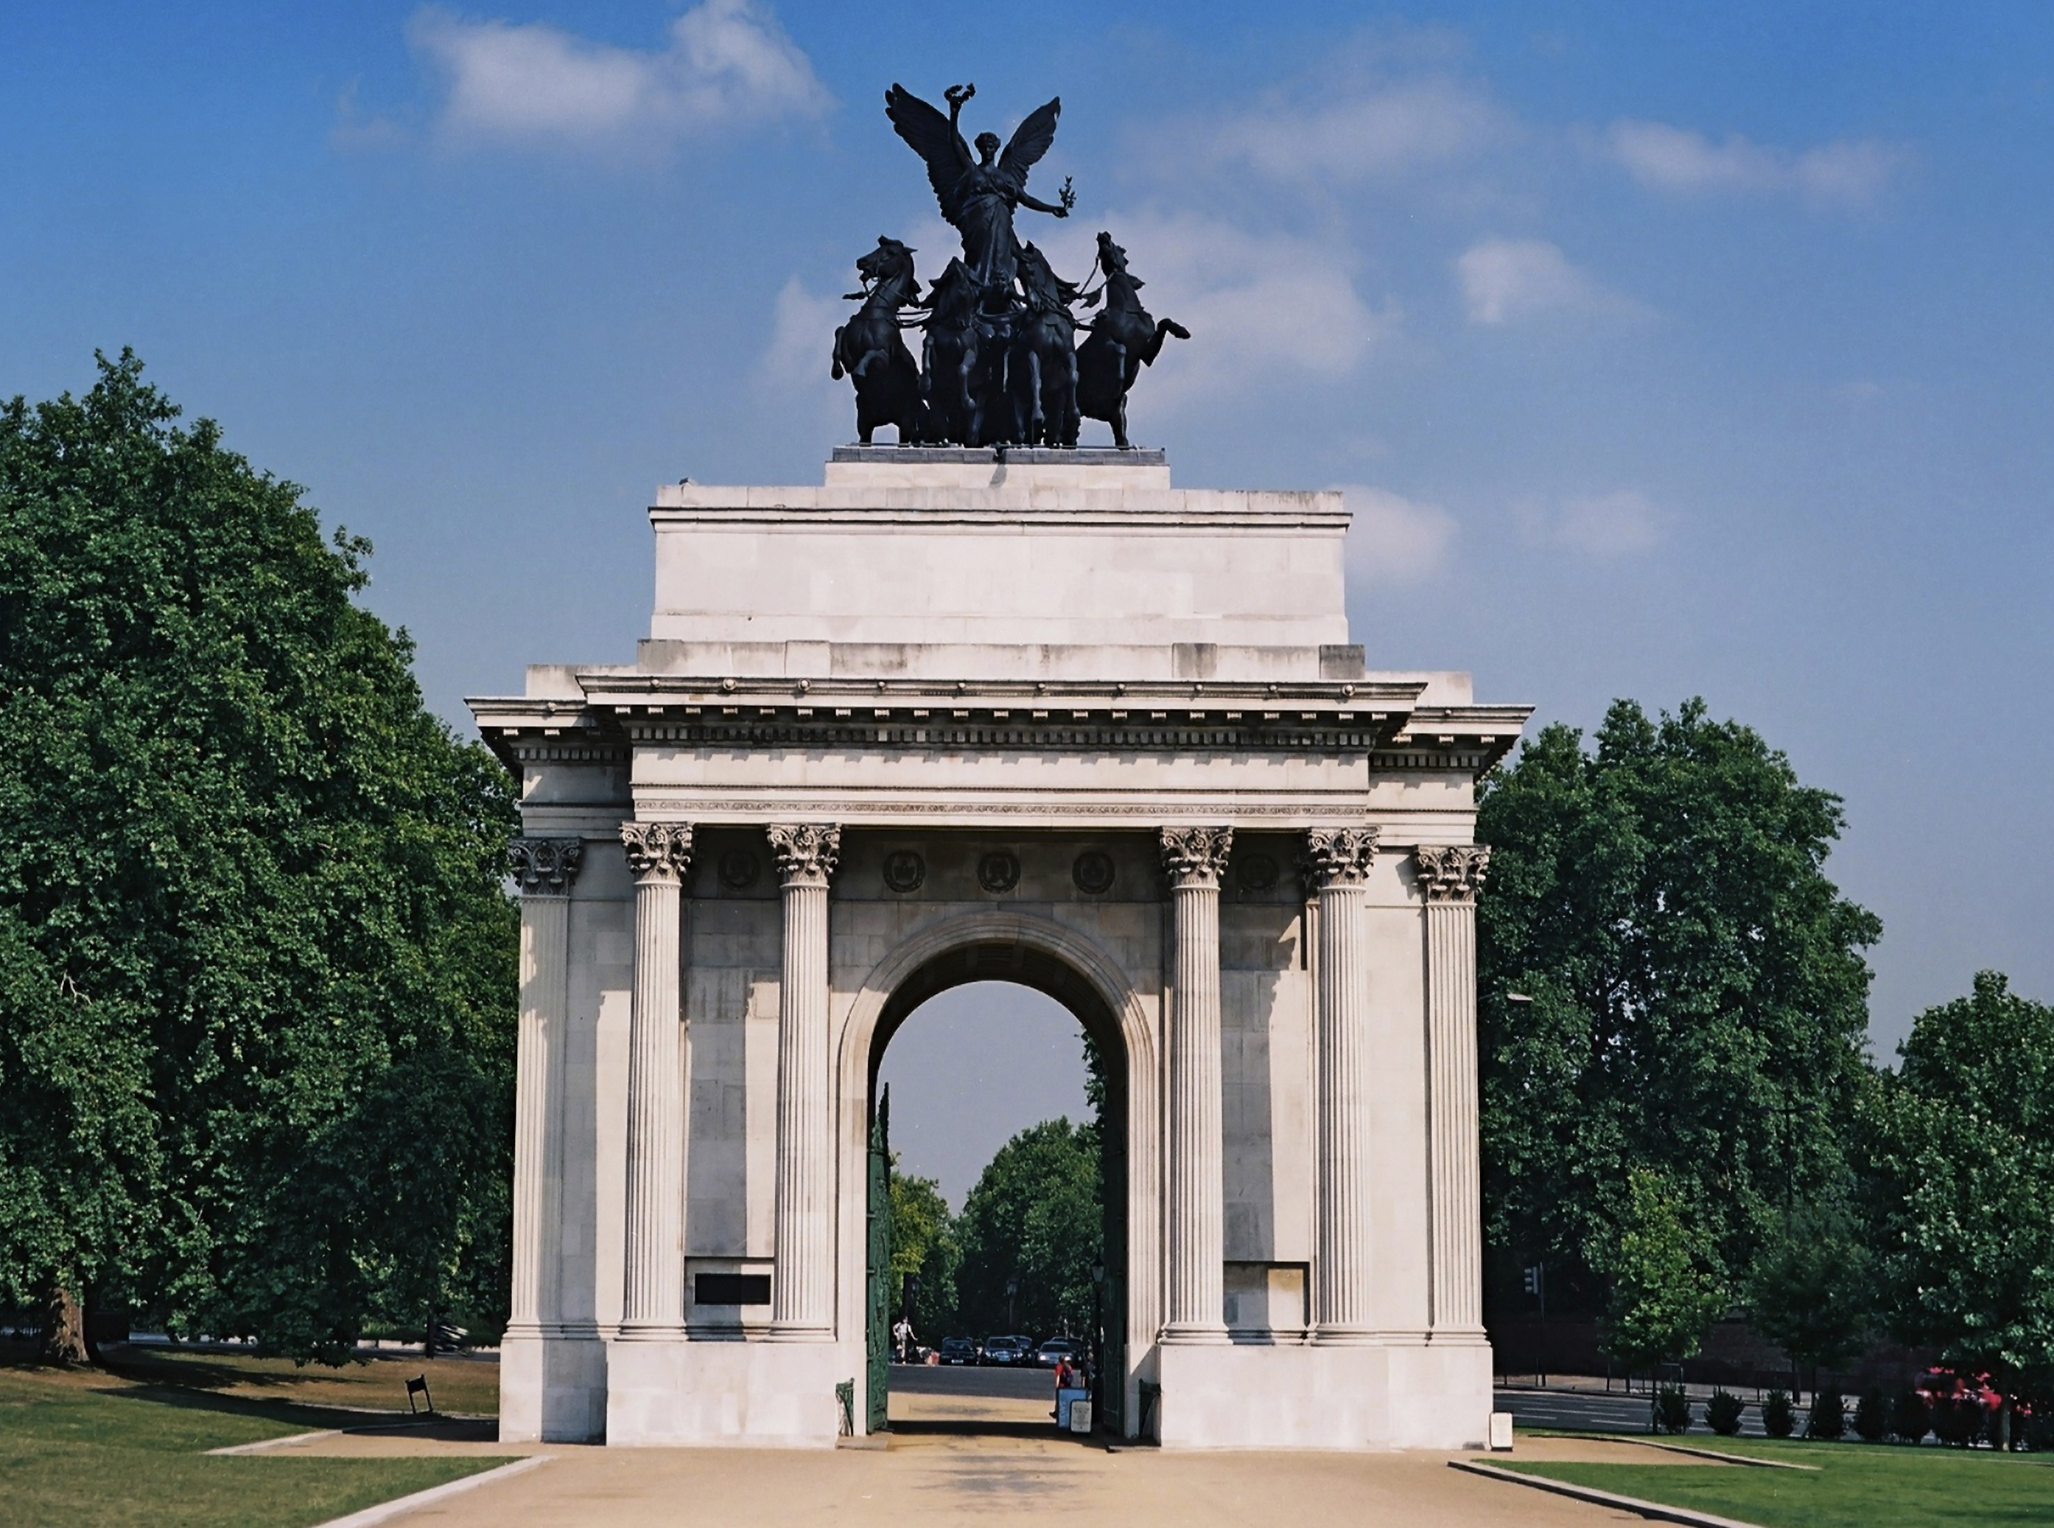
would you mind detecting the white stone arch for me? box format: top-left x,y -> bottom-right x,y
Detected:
830,908 -> 1162,1435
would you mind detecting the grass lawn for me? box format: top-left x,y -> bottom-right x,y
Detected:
0,1341 -> 509,1528
1503,1431 -> 2054,1528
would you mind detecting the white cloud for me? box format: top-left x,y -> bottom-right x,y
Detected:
1603,120 -> 1905,207
1456,237 -> 1640,325
1202,75 -> 1507,186
408,0 -> 826,150
759,276 -> 843,392
1551,490 -> 1664,556
1341,486 -> 1457,584
1036,212 -> 1397,415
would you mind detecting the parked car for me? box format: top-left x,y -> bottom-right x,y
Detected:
938,1337 -> 976,1366
1035,1337 -> 1079,1369
982,1336 -> 1028,1366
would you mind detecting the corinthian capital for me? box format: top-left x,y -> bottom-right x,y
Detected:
620,821 -> 694,882
1303,827 -> 1379,890
509,836 -> 584,896
1415,844 -> 1491,903
767,823 -> 842,887
1160,825 -> 1234,889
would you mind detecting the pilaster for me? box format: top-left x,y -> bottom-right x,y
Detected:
1303,827 -> 1379,1342
619,821 -> 693,1338
768,823 -> 841,1339
508,838 -> 583,1339
1416,844 -> 1490,1339
1160,825 -> 1233,1343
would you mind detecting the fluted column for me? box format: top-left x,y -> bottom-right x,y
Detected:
1418,844 -> 1491,1337
1304,828 -> 1379,1342
1160,825 -> 1233,1343
768,824 -> 840,1338
507,838 -> 583,1337
619,821 -> 693,1338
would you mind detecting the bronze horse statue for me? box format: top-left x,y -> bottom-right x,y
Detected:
832,237 -> 924,445
1077,231 -> 1188,449
918,257 -> 986,445
1008,242 -> 1081,448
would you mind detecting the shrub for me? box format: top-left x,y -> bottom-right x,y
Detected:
1805,1388 -> 1847,1440
1932,1395 -> 1982,1447
1654,1384 -> 1691,1434
1762,1389 -> 1795,1438
1706,1389 -> 1745,1436
1853,1387 -> 1889,1441
2024,1408 -> 2054,1453
1889,1389 -> 1929,1443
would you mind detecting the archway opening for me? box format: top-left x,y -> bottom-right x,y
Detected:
866,950 -> 1129,1440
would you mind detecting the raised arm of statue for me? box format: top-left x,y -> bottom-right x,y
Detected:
1015,187 -> 1071,219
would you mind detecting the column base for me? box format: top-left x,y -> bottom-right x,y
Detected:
1153,1336 -> 1493,1449
1158,1322 -> 1230,1346
605,1338 -> 845,1447
500,1327 -> 608,1443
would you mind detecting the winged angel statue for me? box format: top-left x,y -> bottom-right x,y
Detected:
884,82 -> 1072,312
828,82 -> 1185,447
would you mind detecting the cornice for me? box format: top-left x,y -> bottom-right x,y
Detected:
467,681 -> 1528,774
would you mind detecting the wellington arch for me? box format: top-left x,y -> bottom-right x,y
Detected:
471,445 -> 1531,1449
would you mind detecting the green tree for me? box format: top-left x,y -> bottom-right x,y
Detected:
1477,699 -> 1880,1310
1746,1187 -> 1874,1390
1599,1168 -> 1729,1375
0,353 -> 518,1363
1863,972 -> 2054,1446
887,1161 -> 958,1339
956,1118 -> 1101,1336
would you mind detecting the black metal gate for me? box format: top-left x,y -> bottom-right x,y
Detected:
866,1085 -> 892,1434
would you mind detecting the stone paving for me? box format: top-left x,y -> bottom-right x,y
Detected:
279,1392 -> 1655,1527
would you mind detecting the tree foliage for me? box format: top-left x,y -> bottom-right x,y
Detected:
0,353 -> 518,1361
1862,972 -> 2054,1394
955,1118 -> 1101,1336
1746,1188 -> 1874,1380
1477,699 -> 1880,1305
887,1161 -> 958,1339
1597,1168 -> 1729,1372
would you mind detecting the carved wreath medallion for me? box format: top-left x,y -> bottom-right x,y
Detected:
1072,850 -> 1116,896
882,850 -> 926,894
977,850 -> 1021,894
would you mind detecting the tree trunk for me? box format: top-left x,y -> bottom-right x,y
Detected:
1998,1394 -> 2013,1451
38,1281 -> 89,1366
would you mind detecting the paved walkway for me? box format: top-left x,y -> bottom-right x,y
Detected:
277,1404 -> 1665,1527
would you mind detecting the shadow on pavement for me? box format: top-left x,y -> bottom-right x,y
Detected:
886,1418 -> 1103,1443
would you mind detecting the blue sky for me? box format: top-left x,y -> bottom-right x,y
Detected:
6,4 -> 2051,1100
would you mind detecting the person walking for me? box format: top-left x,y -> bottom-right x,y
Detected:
1053,1353 -> 1089,1430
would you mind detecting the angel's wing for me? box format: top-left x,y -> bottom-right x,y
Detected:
885,84 -> 969,223
996,97 -> 1061,192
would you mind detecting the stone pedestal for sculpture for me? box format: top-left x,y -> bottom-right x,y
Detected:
471,447 -> 1528,1449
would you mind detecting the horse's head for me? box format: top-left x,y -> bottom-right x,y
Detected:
857,237 -> 920,303
1017,243 -> 1078,311
1096,231 -> 1131,280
